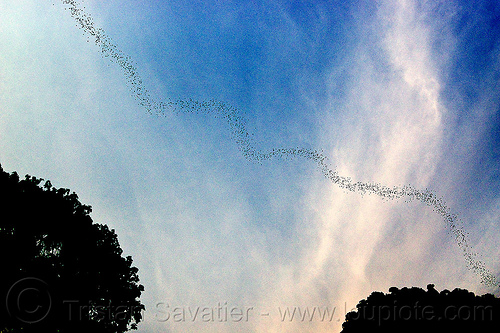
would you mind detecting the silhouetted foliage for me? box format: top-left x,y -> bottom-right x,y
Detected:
341,284 -> 500,332
0,165 -> 144,333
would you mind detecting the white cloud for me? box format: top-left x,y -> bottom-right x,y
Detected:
251,1 -> 498,331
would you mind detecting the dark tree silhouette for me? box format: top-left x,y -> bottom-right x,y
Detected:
341,284 -> 500,333
0,165 -> 145,333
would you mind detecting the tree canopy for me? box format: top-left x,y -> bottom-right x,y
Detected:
341,284 -> 500,332
0,165 -> 144,333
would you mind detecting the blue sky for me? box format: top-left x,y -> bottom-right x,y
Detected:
1,1 -> 500,332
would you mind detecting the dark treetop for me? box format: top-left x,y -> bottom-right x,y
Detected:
0,165 -> 144,333
341,283 -> 500,333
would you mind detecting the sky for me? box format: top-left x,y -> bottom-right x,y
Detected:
1,0 -> 500,332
